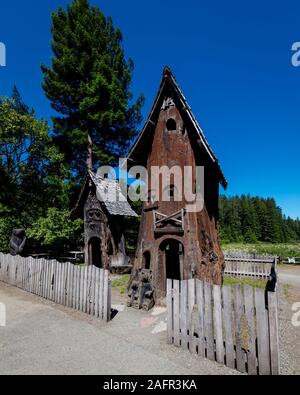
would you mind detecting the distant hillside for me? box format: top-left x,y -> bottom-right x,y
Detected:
219,195 -> 300,243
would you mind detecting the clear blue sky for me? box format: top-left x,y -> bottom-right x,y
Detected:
0,0 -> 299,218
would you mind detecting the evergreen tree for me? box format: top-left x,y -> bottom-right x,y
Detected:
240,195 -> 258,242
219,195 -> 300,243
0,92 -> 79,253
41,0 -> 144,180
11,86 -> 31,115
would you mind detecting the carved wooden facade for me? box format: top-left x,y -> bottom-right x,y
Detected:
74,171 -> 137,269
127,67 -> 227,302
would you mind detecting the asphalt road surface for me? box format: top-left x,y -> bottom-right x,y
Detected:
278,265 -> 300,287
0,282 -> 238,375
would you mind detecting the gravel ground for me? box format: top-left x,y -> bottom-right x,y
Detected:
277,266 -> 300,374
0,282 -> 239,375
278,283 -> 300,375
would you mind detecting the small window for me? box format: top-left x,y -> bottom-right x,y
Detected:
143,251 -> 151,270
169,185 -> 175,198
163,184 -> 177,201
166,118 -> 177,132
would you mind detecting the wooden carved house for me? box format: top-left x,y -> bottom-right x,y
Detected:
74,170 -> 137,269
127,67 -> 227,302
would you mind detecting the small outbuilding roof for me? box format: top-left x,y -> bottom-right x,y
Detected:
73,171 -> 137,218
89,171 -> 137,217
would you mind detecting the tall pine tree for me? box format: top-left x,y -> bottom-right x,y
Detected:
42,0 -> 144,180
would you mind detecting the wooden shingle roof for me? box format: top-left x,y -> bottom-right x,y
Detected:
73,171 -> 137,218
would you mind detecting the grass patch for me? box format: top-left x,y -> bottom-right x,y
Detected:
222,242 -> 300,258
283,283 -> 291,299
111,274 -> 130,295
223,276 -> 266,289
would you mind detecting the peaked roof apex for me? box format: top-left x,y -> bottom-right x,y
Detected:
127,67 -> 228,189
163,65 -> 173,77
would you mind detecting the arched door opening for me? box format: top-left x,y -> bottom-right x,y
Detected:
88,237 -> 102,268
143,251 -> 151,270
158,239 -> 184,296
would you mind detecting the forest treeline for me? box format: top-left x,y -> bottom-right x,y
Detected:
219,195 -> 300,244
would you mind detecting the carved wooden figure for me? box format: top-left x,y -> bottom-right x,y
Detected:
127,67 -> 228,303
9,229 -> 26,256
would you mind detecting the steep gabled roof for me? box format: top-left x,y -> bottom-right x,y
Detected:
73,171 -> 137,218
127,66 -> 228,189
89,171 -> 137,217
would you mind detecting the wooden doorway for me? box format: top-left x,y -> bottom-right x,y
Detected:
158,239 -> 184,296
88,237 -> 102,268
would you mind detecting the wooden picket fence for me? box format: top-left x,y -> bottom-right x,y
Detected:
167,278 -> 280,375
224,257 -> 277,279
224,251 -> 276,260
0,253 -> 111,321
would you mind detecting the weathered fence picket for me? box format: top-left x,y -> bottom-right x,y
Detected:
167,278 -> 280,375
222,285 -> 235,369
0,253 -> 111,321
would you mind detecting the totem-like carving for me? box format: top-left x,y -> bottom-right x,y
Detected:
85,192 -> 105,238
161,96 -> 175,111
9,228 -> 26,256
127,269 -> 154,311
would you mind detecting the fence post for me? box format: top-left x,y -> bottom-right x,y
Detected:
103,270 -> 109,321
187,279 -> 196,354
180,280 -> 188,350
204,282 -> 214,361
268,291 -> 280,375
255,288 -> 271,375
244,285 -> 257,375
196,279 -> 205,357
167,279 -> 173,344
173,279 -> 180,346
222,285 -> 235,369
234,284 -> 246,373
213,284 -> 224,364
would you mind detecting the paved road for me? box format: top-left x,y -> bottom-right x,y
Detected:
0,282 -> 238,375
278,265 -> 300,287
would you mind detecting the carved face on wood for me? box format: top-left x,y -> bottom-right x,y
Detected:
87,208 -> 103,227
86,207 -> 105,233
85,191 -> 106,239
